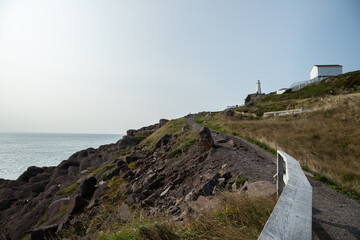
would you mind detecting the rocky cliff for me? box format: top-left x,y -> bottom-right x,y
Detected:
0,117 -> 276,240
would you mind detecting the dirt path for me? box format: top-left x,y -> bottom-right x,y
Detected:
187,117 -> 360,240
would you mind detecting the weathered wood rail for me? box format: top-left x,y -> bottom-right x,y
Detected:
258,150 -> 312,240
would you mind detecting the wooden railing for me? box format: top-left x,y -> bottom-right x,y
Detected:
258,151 -> 312,240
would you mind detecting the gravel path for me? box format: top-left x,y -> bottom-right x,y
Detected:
187,117 -> 360,240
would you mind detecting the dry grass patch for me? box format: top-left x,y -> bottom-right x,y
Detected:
97,192 -> 276,240
188,192 -> 276,240
198,93 -> 360,196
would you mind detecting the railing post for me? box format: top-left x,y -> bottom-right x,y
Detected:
277,152 -> 285,196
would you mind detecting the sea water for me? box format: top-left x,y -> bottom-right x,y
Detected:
0,133 -> 123,180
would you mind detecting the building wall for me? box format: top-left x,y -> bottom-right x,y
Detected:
310,66 -> 342,79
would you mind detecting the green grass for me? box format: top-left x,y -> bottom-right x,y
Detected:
117,148 -> 131,156
91,161 -> 117,177
97,191 -> 275,240
262,70 -> 360,102
141,118 -> 188,150
167,130 -> 199,157
55,205 -> 68,218
56,183 -> 78,196
195,115 -> 276,155
245,138 -> 277,155
314,174 -> 360,203
134,130 -> 155,144
236,176 -> 249,185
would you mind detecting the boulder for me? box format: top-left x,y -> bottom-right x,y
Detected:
116,135 -> 137,149
223,109 -> 235,117
198,127 -> 214,150
155,134 -> 171,148
159,119 -> 169,127
31,224 -> 59,240
0,197 -> 16,211
199,179 -> 217,196
66,195 -> 86,216
80,177 -> 97,198
126,129 -> 137,136
17,166 -> 45,182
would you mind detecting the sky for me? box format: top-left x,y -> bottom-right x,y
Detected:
0,0 -> 359,134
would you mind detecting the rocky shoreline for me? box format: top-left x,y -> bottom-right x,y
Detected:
0,117 -> 277,240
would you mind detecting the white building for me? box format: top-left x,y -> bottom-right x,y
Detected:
277,88 -> 288,95
256,80 -> 261,94
291,64 -> 343,91
310,65 -> 342,81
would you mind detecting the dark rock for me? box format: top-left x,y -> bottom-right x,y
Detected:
198,127 -> 214,150
117,160 -> 126,167
29,173 -> 51,183
17,166 -> 45,182
31,224 -> 58,240
148,175 -> 165,190
58,159 -> 80,170
126,129 -> 137,136
66,195 -> 86,216
116,135 -> 137,149
155,134 -> 171,148
223,109 -> 235,117
103,166 -> 121,180
125,155 -> 138,163
199,179 -> 217,196
80,177 -> 97,198
0,197 -> 17,211
30,181 -> 48,193
159,119 -> 169,127
222,171 -> 232,180
89,184 -> 109,206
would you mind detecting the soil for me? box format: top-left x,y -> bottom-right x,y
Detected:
187,117 -> 360,240
0,116 -> 358,239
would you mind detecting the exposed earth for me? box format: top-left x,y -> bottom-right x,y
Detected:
0,116 -> 358,239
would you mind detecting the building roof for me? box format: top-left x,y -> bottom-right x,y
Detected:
313,65 -> 342,67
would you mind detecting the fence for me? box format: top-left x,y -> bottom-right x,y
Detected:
290,77 -> 322,91
258,151 -> 312,240
263,108 -> 303,117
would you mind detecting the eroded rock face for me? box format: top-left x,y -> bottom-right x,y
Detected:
0,119 -> 277,240
198,127 -> 214,150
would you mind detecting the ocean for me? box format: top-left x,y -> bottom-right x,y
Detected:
0,133 -> 123,180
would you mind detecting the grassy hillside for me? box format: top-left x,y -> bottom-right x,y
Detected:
196,72 -> 360,198
239,70 -> 360,116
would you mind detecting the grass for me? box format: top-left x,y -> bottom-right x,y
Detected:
141,118 -> 188,150
167,130 -> 199,157
236,176 -> 249,185
55,205 -> 68,218
314,174 -> 360,203
196,93 -> 360,197
56,183 -> 78,196
97,191 -> 276,240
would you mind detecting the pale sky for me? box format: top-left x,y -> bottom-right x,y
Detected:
0,0 -> 359,134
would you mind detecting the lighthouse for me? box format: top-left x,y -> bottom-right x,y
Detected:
256,80 -> 261,94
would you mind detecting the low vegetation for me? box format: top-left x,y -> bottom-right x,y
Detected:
141,117 -> 199,157
56,183 -> 78,196
141,118 -> 188,149
98,192 -> 276,240
196,86 -> 360,198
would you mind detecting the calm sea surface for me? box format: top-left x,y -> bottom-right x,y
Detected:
0,133 -> 123,180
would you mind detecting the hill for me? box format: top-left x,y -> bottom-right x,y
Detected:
0,71 -> 359,240
0,118 -> 277,240
196,71 -> 360,198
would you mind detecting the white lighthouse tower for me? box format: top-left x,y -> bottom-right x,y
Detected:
256,80 -> 261,94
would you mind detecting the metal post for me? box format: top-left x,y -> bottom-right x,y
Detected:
277,152 -> 285,196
